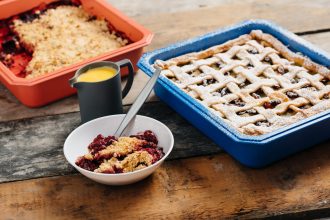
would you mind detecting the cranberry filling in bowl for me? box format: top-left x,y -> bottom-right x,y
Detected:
63,114 -> 174,185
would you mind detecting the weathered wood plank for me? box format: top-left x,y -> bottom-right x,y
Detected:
137,0 -> 330,51
0,144 -> 329,219
0,102 -> 220,183
107,0 -> 225,17
2,0 -> 330,122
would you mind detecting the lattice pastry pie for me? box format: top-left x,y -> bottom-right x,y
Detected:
155,30 -> 330,135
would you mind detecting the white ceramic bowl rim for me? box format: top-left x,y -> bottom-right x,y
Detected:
64,114 -> 174,176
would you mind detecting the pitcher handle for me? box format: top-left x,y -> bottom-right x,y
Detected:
116,59 -> 134,98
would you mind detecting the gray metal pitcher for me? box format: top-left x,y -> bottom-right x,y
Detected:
69,59 -> 134,123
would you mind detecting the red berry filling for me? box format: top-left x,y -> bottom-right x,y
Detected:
75,156 -> 100,172
130,130 -> 158,145
88,134 -> 116,155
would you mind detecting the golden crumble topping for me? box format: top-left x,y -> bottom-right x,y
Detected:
95,151 -> 153,173
13,5 -> 128,78
96,137 -> 146,158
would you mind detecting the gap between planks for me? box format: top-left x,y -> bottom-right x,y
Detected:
296,28 -> 330,36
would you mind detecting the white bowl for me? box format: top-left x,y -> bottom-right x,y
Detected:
63,114 -> 174,185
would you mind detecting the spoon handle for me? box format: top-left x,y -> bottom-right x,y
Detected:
114,67 -> 162,137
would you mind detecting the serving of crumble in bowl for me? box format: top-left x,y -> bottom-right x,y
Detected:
63,114 -> 174,185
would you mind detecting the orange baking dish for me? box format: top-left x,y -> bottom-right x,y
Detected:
0,0 -> 153,107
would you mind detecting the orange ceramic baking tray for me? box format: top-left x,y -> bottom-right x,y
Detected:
0,0 -> 153,107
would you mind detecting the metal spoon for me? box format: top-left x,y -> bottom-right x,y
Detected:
114,67 -> 161,137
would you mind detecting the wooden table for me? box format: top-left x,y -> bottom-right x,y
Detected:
1,0 -> 330,219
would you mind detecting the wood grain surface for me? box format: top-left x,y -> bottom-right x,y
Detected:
135,0 -> 330,51
1,0 -> 330,219
1,144 -> 329,219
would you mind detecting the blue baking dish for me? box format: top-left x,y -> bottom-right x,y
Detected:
137,19 -> 330,168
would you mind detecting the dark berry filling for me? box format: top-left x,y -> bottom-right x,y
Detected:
75,156 -> 100,171
2,38 -> 19,54
299,104 -> 312,109
246,62 -> 254,69
277,66 -> 286,74
286,91 -> 299,99
247,48 -> 258,54
239,80 -> 252,88
19,13 -> 41,23
224,70 -> 237,77
88,134 -> 116,155
101,166 -> 123,174
255,120 -> 271,127
263,99 -> 281,109
237,108 -> 258,116
251,89 -> 266,99
213,87 -> 230,97
290,77 -> 300,84
322,94 -> 330,100
214,62 -> 225,69
220,88 -> 229,96
263,56 -> 273,64
301,85 -> 317,91
272,84 -> 281,90
229,99 -> 245,107
251,93 -> 261,99
188,69 -> 202,76
131,130 -> 158,145
202,78 -> 217,86
321,78 -> 329,85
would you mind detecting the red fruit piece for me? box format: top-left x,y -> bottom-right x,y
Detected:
131,130 -> 158,145
75,156 -> 99,171
88,134 -> 116,155
9,53 -> 31,76
0,26 -> 9,38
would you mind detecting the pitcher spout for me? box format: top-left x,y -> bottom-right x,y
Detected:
69,76 -> 78,88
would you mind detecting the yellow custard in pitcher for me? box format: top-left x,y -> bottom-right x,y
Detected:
77,67 -> 117,83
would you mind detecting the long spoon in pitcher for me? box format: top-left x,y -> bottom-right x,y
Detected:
114,67 -> 161,137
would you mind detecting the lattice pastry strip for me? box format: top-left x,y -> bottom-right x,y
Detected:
155,30 -> 330,135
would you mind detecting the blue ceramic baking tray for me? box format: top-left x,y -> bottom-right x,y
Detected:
137,19 -> 330,168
